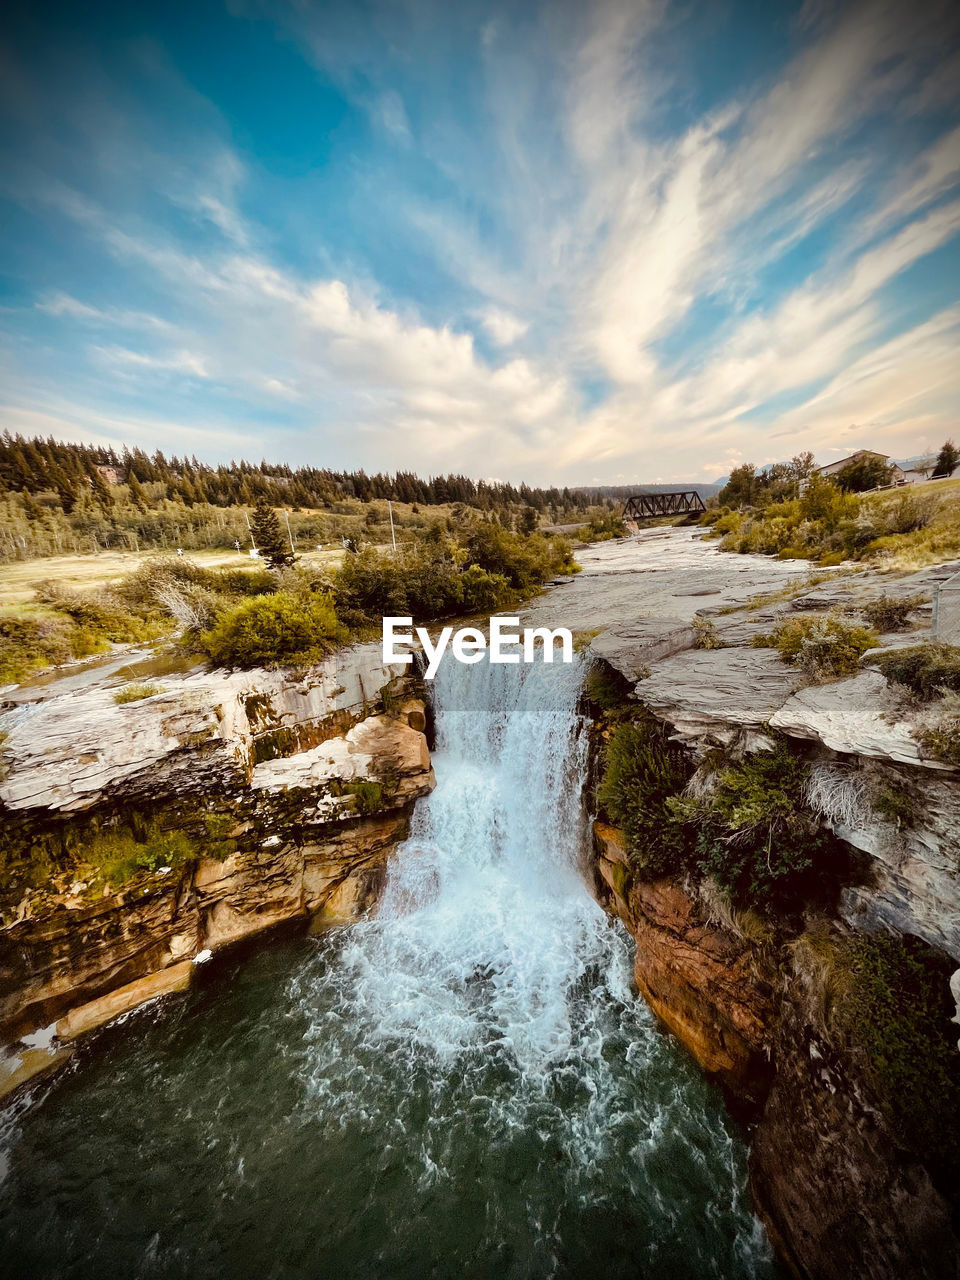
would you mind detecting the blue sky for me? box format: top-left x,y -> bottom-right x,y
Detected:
1,0 -> 959,484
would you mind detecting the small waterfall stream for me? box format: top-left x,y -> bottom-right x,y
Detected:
0,656 -> 778,1279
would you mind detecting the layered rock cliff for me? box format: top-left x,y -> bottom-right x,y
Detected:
0,642 -> 434,1098
587,596 -> 960,1279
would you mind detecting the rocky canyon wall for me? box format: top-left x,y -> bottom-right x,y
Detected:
587,620 -> 960,1279
0,643 -> 434,1098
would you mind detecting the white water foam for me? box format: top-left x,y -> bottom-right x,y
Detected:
289,653 -> 772,1273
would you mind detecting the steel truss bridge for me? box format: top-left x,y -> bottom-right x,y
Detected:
622,491 -> 707,521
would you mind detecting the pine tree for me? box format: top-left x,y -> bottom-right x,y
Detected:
252,499 -> 293,568
49,464 -> 77,513
127,472 -> 148,511
90,467 -> 113,507
933,439 -> 959,478
518,505 -> 539,535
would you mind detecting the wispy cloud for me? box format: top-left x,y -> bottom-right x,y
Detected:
1,0 -> 959,481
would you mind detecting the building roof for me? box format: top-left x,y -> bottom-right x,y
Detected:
818,450 -> 890,474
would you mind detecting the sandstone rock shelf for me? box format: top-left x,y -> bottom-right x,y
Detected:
0,642 -> 435,1100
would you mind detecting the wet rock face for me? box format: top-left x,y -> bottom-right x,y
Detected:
593,824 -> 774,1113
750,989 -> 959,1280
593,819 -> 960,1279
0,873 -> 198,1045
627,880 -> 775,1113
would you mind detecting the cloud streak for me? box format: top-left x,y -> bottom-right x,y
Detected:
0,0 -> 958,482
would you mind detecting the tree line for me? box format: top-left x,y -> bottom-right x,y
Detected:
0,432 -> 594,515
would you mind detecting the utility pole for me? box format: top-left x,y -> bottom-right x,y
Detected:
388,499 -> 397,553
283,509 -> 296,559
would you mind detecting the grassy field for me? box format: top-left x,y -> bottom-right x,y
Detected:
0,546 -> 346,609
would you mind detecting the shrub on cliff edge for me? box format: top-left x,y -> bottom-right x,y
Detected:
753,613 -> 878,680
199,591 -> 348,668
596,716 -> 695,876
866,642 -> 960,700
686,745 -> 845,911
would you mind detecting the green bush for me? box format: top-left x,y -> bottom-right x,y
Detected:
462,522 -> 575,591
861,594 -> 924,632
113,682 -> 163,704
692,745 -> 838,910
115,552 -> 277,611
708,463 -> 959,568
833,457 -> 894,492
0,578 -> 167,684
912,690 -> 960,765
199,591 -> 348,668
333,542 -> 465,624
868,777 -> 918,827
799,473 -> 860,525
878,491 -> 936,535
583,661 -> 634,713
916,719 -> 960,766
596,716 -> 695,876
345,780 -> 384,814
840,933 -> 960,1183
866,643 -> 960,700
460,563 -> 511,614
692,616 -> 722,649
0,610 -> 108,684
84,824 -> 196,888
332,526 -> 575,626
33,581 -> 151,642
584,510 -> 628,540
754,613 -> 878,679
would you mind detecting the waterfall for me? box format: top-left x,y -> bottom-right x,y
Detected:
336,654 -> 607,1071
285,653 -> 774,1277
0,653 -> 777,1279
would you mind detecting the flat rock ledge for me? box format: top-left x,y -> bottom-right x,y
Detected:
638,648 -> 801,742
0,640 -> 409,813
589,618 -> 697,683
769,671 -> 953,769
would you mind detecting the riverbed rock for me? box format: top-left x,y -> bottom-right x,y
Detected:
0,1042 -> 74,1103
56,959 -> 193,1040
